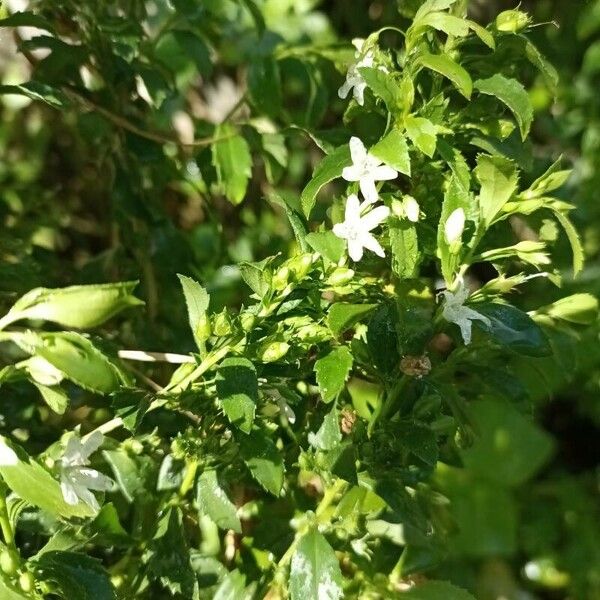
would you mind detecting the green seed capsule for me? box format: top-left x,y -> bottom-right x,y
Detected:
327,267 -> 355,286
261,341 -> 290,363
240,312 -> 256,332
195,313 -> 212,341
19,572 -> 35,593
272,266 -> 290,290
287,254 -> 313,280
212,310 -> 232,337
495,10 -> 531,32
0,550 -> 18,575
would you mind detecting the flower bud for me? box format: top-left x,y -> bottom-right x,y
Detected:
240,312 -> 256,332
495,10 -> 531,33
260,341 -> 290,363
286,253 -> 313,280
19,572 -> 35,593
327,267 -> 355,286
272,266 -> 290,290
212,310 -> 232,337
195,313 -> 212,341
403,196 -> 420,222
444,208 -> 465,245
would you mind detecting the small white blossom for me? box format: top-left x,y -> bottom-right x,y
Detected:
441,279 -> 490,345
403,196 -> 420,222
60,431 -> 112,512
338,39 -> 388,106
333,194 -> 390,262
342,137 -> 398,205
444,207 -> 466,244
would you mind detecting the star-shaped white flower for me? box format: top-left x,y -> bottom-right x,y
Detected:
342,137 -> 398,205
333,194 -> 390,262
60,431 -> 112,512
338,39 -> 388,106
441,279 -> 491,345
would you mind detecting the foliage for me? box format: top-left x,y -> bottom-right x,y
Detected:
0,0 -> 598,599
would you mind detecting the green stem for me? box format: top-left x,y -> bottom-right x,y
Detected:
0,481 -> 15,551
179,460 -> 198,497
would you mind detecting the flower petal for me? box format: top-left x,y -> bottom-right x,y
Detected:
60,479 -> 79,506
371,164 -> 398,181
333,223 -> 348,239
72,467 -> 113,491
360,232 -> 385,257
347,238 -> 364,262
360,205 -> 390,231
338,80 -> 351,100
353,81 -> 367,106
341,165 -> 361,182
345,194 -> 362,222
349,137 -> 367,165
79,430 -> 104,461
359,177 -> 379,205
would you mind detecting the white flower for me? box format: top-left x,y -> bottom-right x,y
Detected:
60,431 -> 112,512
338,40 -> 388,106
444,207 -> 466,244
441,279 -> 491,345
333,194 -> 390,262
342,137 -> 398,205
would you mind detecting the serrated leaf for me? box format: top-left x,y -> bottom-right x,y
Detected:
552,210 -> 584,276
475,154 -> 519,226
6,281 -> 142,329
34,552 -> 116,600
103,449 -> 143,503
309,406 -> 342,451
474,303 -> 552,357
33,382 -> 68,414
369,130 -> 411,176
305,231 -> 346,262
239,429 -> 284,496
300,145 -> 351,217
405,116 -> 437,157
327,303 -> 378,336
474,74 -> 533,140
538,294 -> 598,324
146,508 -> 199,598
414,0 -> 457,21
413,12 -> 470,37
389,219 -> 419,279
216,357 -> 257,434
314,346 -> 353,403
213,570 -> 247,600
417,52 -> 472,98
197,470 -> 241,533
359,66 -> 402,111
177,274 -> 210,349
212,124 -> 252,205
0,11 -> 54,30
289,529 -> 343,600
0,436 -> 93,518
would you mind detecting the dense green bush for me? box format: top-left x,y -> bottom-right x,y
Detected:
0,1 -> 598,598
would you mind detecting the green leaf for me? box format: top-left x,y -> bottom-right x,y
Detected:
239,260 -> 271,297
289,529 -> 343,600
417,53 -> 472,99
0,578 -> 28,600
397,422 -> 438,466
216,357 -> 258,434
405,116 -> 437,157
213,570 -> 247,600
33,382 -> 68,414
0,11 -> 54,30
172,30 -> 212,77
24,332 -> 123,394
538,293 -> 598,325
248,57 -> 281,117
240,0 -> 265,33
359,66 -> 402,111
552,210 -> 584,276
460,400 -> 554,486
369,130 -> 411,176
474,74 -> 533,140
177,274 -> 210,349
0,436 -> 93,518
314,346 -> 353,403
34,552 -> 116,600
474,154 -> 519,226
0,82 -> 69,108
300,145 -> 351,217
239,429 -> 284,496
309,406 -> 342,451
413,13 -> 470,37
102,449 -> 143,503
414,0 -> 457,21
212,124 -> 252,205
474,303 -> 552,357
145,508 -> 198,598
401,580 -> 477,600
197,469 -> 241,533
327,303 -> 378,336
305,231 -> 346,263
389,219 -> 419,279
6,281 -> 142,329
